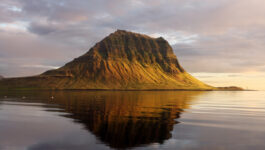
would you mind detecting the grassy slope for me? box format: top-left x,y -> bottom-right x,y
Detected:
0,60 -> 214,90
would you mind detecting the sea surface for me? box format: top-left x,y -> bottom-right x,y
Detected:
0,90 -> 265,150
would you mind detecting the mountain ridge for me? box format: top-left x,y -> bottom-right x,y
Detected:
0,30 -> 241,90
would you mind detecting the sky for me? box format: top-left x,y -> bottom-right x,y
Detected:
0,0 -> 265,90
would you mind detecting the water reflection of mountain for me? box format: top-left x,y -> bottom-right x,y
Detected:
0,91 -> 203,149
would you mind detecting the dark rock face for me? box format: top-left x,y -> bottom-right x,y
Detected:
0,30 -> 212,90
43,30 -> 185,77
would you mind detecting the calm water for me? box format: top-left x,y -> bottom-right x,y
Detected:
0,91 -> 265,150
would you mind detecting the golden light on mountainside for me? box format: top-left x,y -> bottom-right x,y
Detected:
0,30 -> 217,90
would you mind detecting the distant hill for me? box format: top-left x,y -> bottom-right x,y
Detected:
0,30 -> 240,90
0,75 -> 3,80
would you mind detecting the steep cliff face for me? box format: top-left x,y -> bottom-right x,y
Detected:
0,30 -> 213,90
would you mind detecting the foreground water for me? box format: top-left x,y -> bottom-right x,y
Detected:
0,91 -> 265,150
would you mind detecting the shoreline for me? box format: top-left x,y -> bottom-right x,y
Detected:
0,88 -> 250,92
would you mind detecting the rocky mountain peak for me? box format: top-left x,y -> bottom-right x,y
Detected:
0,30 -> 213,90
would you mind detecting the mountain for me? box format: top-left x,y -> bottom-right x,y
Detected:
0,75 -> 3,80
0,30 -> 216,90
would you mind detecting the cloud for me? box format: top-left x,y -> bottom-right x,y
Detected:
150,31 -> 198,45
173,29 -> 265,73
21,64 -> 59,69
28,21 -> 60,35
0,0 -> 265,77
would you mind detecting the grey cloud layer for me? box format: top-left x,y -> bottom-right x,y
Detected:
0,0 -> 265,77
